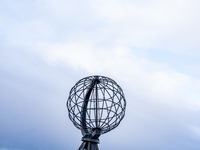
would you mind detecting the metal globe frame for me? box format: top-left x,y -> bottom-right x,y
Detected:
67,75 -> 126,150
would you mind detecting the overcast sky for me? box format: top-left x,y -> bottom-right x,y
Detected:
1,0 -> 200,150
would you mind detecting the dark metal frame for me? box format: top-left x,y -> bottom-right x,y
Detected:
67,75 -> 126,150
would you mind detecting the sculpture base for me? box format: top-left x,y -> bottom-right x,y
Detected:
78,138 -> 99,150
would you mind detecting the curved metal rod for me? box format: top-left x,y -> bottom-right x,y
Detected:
81,76 -> 100,134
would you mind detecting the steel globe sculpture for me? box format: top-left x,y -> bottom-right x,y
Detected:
67,75 -> 126,150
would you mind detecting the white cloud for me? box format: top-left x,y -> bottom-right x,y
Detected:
37,40 -> 200,110
88,0 -> 200,52
1,0 -> 200,53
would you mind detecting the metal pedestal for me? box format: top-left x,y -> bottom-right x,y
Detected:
78,138 -> 99,150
